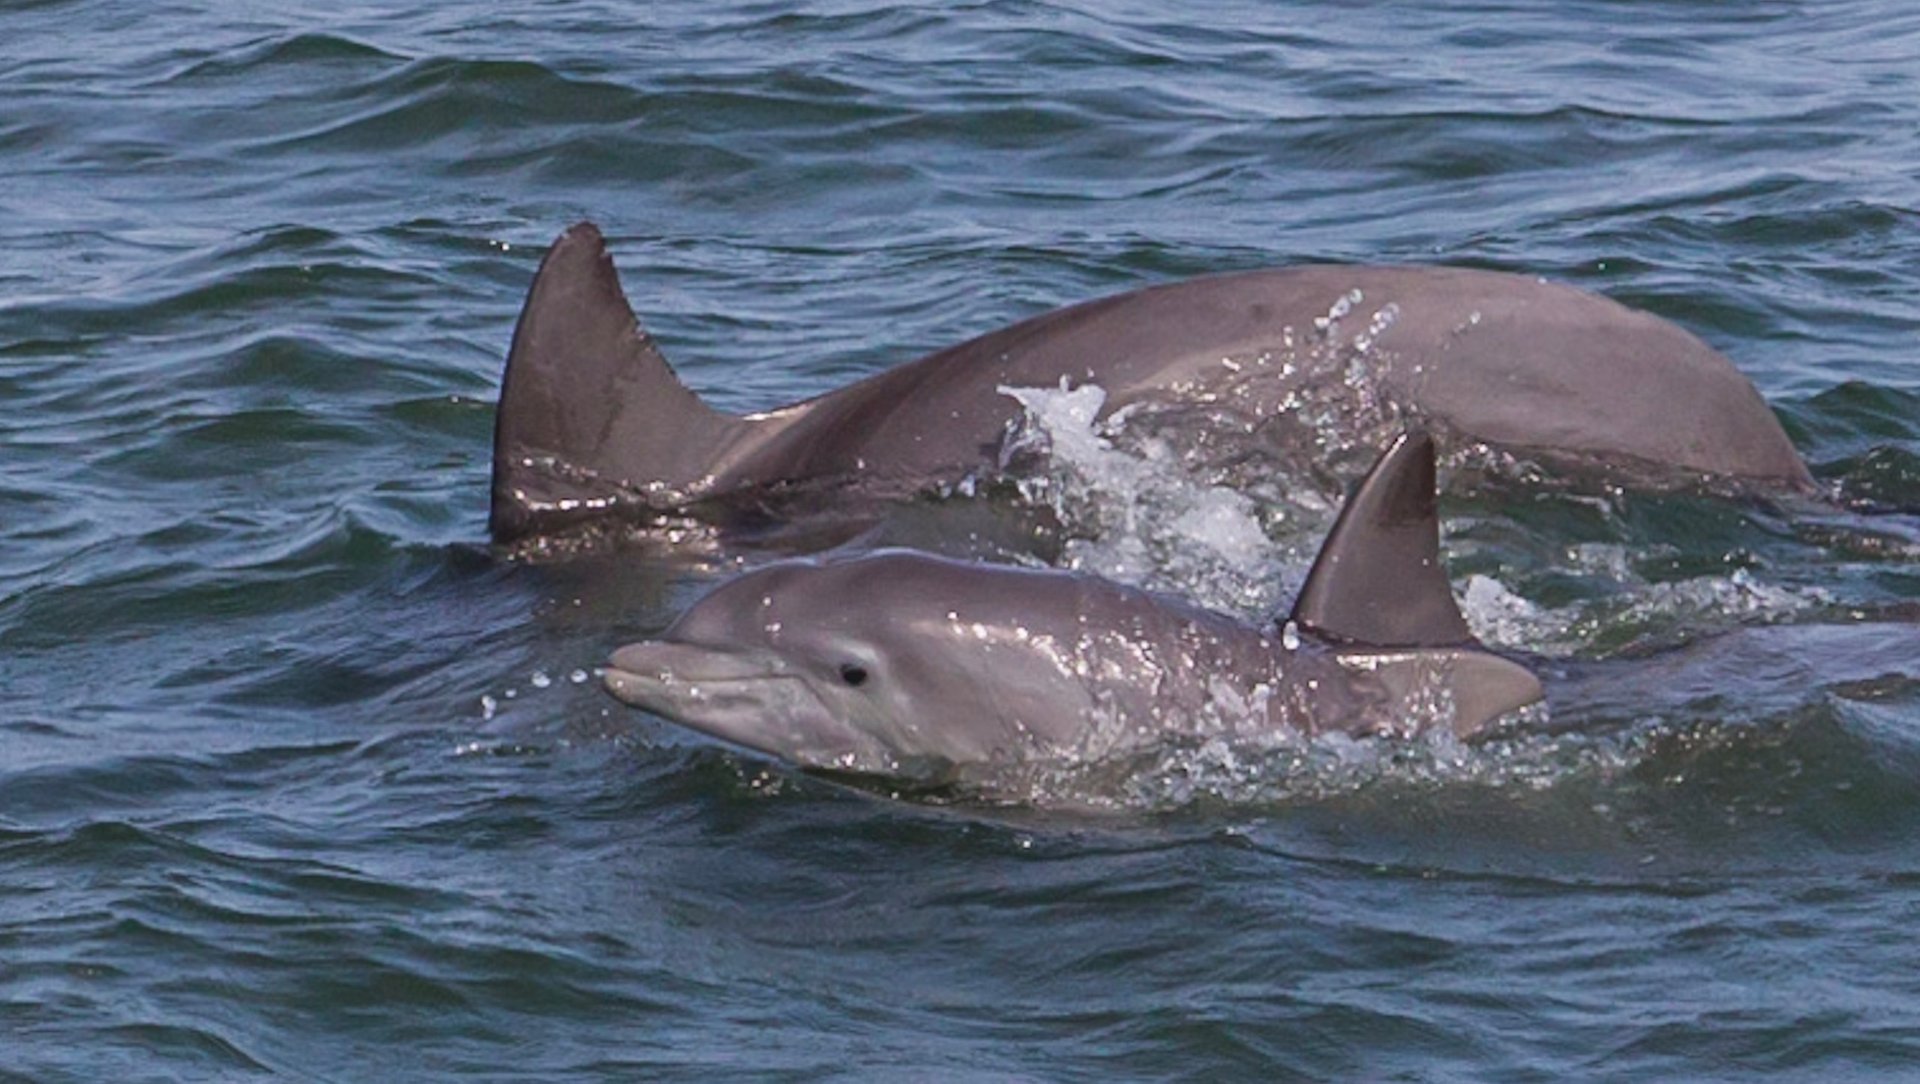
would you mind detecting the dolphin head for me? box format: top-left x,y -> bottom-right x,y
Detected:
606,634 -> 901,775
604,553 -> 1106,778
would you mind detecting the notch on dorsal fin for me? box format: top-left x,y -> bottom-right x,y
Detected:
490,222 -> 748,542
1289,431 -> 1473,647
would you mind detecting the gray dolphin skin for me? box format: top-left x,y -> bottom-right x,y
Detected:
493,221 -> 1812,544
603,433 -> 1543,782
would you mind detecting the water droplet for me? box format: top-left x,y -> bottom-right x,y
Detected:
530,671 -> 552,689
480,694 -> 498,721
570,669 -> 589,684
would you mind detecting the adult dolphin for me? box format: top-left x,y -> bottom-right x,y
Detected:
603,433 -> 1544,786
493,222 -> 1813,544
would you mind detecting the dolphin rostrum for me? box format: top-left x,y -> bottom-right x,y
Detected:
494,222 -> 1813,545
602,432 -> 1543,785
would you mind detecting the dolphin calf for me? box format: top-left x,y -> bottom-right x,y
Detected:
493,222 -> 1813,545
603,433 -> 1543,786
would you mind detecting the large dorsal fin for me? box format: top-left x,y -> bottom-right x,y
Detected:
490,222 -> 748,541
1289,431 -> 1473,647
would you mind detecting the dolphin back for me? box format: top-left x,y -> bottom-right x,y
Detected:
1289,431 -> 1544,735
1291,431 -> 1469,647
490,223 -> 749,541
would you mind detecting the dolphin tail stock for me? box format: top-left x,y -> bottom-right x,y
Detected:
1289,430 -> 1544,736
490,221 -> 749,542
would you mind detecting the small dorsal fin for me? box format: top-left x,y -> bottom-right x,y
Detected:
490,222 -> 746,541
1289,431 -> 1473,647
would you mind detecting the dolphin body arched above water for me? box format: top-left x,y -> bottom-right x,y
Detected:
603,433 -> 1544,784
492,222 -> 1813,545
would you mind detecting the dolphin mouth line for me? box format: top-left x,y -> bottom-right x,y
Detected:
602,664 -> 809,702
603,664 -> 794,686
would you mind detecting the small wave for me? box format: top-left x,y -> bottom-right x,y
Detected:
1795,381 -> 1920,443
257,56 -> 654,154
0,505 -> 450,652
157,32 -> 405,86
0,736 -> 380,826
15,255 -> 439,344
97,404 -> 374,482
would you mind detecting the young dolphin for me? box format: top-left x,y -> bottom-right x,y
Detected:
603,433 -> 1543,782
494,222 -> 1813,543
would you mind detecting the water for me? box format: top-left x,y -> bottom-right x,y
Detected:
5,1 -> 1920,1078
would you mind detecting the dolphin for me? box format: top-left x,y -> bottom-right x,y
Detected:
493,222 -> 1813,545
602,432 -> 1544,785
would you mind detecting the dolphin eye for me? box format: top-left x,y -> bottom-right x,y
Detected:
838,663 -> 869,687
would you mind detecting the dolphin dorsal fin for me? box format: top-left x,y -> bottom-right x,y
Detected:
490,222 -> 748,541
1289,432 -> 1472,647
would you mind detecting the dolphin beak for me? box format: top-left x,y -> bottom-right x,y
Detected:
603,640 -> 781,714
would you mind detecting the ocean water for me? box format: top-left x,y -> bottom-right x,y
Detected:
5,1 -> 1920,1079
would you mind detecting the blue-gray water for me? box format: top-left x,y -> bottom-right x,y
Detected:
5,2 -> 1920,1080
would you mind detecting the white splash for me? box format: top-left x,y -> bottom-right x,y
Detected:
998,381 -> 1321,617
1460,563 -> 1829,658
1460,574 -> 1568,651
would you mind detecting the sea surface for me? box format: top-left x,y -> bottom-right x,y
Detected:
5,1 -> 1920,1080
